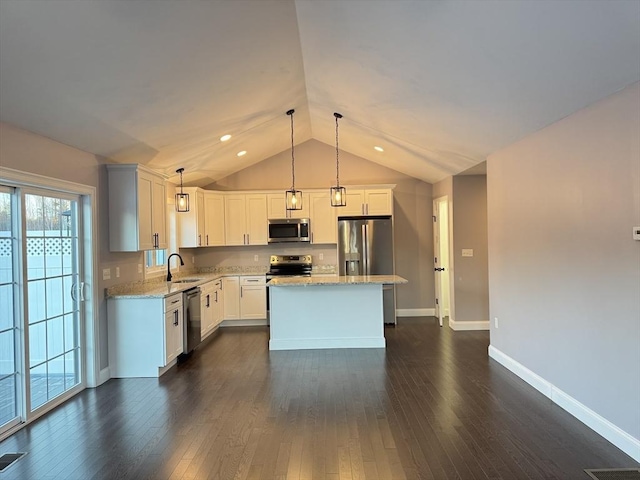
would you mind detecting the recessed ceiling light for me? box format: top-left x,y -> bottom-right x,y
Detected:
374,146 -> 384,152
237,150 -> 247,157
220,134 -> 232,142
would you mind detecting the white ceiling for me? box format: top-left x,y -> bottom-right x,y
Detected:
1,0 -> 638,186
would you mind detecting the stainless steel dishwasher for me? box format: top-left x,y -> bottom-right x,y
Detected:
179,287 -> 202,361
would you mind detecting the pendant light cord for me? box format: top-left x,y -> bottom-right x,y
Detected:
288,109 -> 296,190
335,112 -> 342,187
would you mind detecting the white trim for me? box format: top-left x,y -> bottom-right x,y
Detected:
220,319 -> 268,327
488,345 -> 640,462
396,308 -> 435,317
0,166 -> 94,195
269,337 -> 385,351
97,367 -> 111,386
449,319 -> 490,331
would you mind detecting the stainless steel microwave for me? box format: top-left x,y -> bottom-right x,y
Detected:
268,218 -> 310,243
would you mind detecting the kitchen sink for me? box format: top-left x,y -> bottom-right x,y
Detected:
172,278 -> 202,283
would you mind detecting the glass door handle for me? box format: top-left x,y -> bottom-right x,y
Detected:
79,282 -> 86,301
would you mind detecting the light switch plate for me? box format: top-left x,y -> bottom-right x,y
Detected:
254,255 -> 259,262
634,226 -> 640,241
462,249 -> 474,257
102,268 -> 111,280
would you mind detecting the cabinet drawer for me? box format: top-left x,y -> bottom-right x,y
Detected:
164,294 -> 183,312
240,276 -> 266,286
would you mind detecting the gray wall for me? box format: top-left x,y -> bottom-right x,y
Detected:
487,82 -> 640,439
207,139 -> 435,310
452,175 -> 489,322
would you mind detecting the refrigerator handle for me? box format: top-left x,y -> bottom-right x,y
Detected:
362,223 -> 368,275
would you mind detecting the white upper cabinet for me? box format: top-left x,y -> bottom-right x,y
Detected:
107,164 -> 167,252
339,188 -> 393,216
224,194 -> 267,245
204,192 -> 225,246
178,189 -> 225,247
309,191 -> 337,244
267,192 -> 310,220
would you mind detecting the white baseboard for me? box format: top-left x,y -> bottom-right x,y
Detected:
220,319 -> 268,327
488,345 -> 640,462
449,319 -> 490,331
97,367 -> 111,386
396,308 -> 435,317
269,337 -> 385,351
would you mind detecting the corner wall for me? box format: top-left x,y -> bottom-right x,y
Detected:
487,82 -> 640,456
452,175 -> 489,324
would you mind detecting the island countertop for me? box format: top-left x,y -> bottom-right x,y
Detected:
267,275 -> 407,287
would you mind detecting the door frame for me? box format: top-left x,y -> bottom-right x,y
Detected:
0,167 -> 99,440
433,195 -> 453,327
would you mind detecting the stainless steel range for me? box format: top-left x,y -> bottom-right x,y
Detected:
266,254 -> 312,280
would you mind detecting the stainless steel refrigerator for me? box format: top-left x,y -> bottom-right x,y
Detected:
338,216 -> 397,324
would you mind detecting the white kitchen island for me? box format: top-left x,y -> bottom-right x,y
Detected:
268,275 -> 407,350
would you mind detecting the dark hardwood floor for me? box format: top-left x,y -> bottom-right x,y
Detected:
1,318 -> 637,479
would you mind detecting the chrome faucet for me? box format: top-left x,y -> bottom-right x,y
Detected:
166,253 -> 184,282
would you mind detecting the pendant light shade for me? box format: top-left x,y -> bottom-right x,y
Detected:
330,112 -> 347,207
285,109 -> 303,211
175,168 -> 190,212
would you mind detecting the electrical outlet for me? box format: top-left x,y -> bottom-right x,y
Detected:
102,268 -> 111,281
494,317 -> 499,328
634,226 -> 640,241
191,256 -> 195,264
137,264 -> 142,274
254,255 -> 259,262
115,267 -> 120,278
319,253 -> 324,260
462,249 -> 474,257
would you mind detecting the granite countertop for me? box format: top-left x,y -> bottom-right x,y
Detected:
106,266 -> 269,299
267,275 -> 408,287
106,265 -> 338,298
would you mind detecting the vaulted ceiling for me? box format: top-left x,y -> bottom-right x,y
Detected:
1,0 -> 639,186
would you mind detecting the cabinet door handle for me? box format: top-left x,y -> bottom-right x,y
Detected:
206,234 -> 209,245
240,286 -> 243,298
171,299 -> 180,304
174,310 -> 179,326
206,294 -> 210,307
215,291 -> 218,303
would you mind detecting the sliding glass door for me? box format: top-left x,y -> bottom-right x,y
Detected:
25,192 -> 82,412
0,185 -> 85,436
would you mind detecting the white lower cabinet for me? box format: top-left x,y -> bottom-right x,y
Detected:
108,293 -> 183,378
240,276 -> 267,319
222,275 -> 266,323
201,279 -> 224,339
222,276 -> 240,320
200,281 -> 215,338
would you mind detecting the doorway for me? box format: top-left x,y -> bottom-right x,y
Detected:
433,196 -> 451,327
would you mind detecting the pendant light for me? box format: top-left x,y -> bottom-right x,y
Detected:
285,109 -> 303,211
175,167 -> 190,212
330,112 -> 347,207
